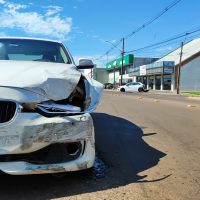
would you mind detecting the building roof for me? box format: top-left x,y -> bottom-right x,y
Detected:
157,38 -> 200,65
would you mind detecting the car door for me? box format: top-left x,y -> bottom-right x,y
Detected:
126,83 -> 136,92
124,83 -> 131,92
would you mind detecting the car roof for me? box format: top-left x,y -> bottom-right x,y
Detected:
128,82 -> 142,84
0,37 -> 62,44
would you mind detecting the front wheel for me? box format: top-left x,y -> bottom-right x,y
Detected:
120,88 -> 125,92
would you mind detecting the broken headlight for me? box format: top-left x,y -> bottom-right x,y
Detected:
21,101 -> 82,117
21,76 -> 86,117
37,101 -> 82,117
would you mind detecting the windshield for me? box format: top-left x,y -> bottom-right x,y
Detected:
0,39 -> 71,64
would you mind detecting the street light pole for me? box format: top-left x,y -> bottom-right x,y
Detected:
120,38 -> 125,86
104,40 -> 121,85
104,39 -> 125,85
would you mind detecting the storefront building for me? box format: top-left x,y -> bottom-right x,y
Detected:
140,38 -> 200,92
129,61 -> 175,91
158,38 -> 200,91
106,55 -> 158,84
104,38 -> 200,92
106,54 -> 134,84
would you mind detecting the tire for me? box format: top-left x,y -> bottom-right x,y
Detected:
120,88 -> 125,92
138,87 -> 143,92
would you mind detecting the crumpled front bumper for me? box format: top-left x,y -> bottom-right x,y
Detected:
0,112 -> 95,175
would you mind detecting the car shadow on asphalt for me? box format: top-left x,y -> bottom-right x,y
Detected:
0,112 -> 167,199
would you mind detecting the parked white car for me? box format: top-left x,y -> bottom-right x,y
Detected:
118,82 -> 144,92
0,37 -> 103,175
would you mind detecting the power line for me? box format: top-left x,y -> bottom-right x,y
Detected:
125,27 -> 200,54
106,53 -> 122,64
130,32 -> 200,56
94,0 -> 182,61
93,40 -> 122,61
106,29 -> 200,63
125,0 -> 182,40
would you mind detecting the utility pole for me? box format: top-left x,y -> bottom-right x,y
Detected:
114,65 -> 116,84
120,37 -> 125,86
177,42 -> 184,94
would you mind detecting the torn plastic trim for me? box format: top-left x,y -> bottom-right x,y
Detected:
36,104 -> 82,118
21,100 -> 84,118
38,102 -> 81,113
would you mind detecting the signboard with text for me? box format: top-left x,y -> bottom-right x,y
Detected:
140,65 -> 147,76
106,54 -> 134,70
164,66 -> 174,74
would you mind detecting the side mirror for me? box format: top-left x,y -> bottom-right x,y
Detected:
77,59 -> 94,69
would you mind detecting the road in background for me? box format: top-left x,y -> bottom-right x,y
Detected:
0,91 -> 199,200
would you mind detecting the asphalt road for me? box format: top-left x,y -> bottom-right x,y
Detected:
0,91 -> 200,200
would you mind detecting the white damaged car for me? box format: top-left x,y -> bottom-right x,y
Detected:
0,37 -> 103,175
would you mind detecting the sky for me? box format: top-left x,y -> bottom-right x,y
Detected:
0,0 -> 200,67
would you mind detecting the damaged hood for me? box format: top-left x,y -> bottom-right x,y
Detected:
0,60 -> 81,101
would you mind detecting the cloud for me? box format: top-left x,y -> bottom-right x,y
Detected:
72,26 -> 84,34
156,46 -> 173,52
45,6 -> 63,16
0,2 -> 72,40
0,0 -> 5,4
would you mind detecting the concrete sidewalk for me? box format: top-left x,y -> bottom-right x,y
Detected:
105,88 -> 200,100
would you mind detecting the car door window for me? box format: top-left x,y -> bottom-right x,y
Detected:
127,83 -> 135,91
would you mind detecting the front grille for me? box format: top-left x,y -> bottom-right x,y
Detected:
0,101 -> 17,123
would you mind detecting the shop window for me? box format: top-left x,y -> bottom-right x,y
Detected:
163,75 -> 171,90
143,76 -> 147,89
149,76 -> 154,89
137,76 -> 142,82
